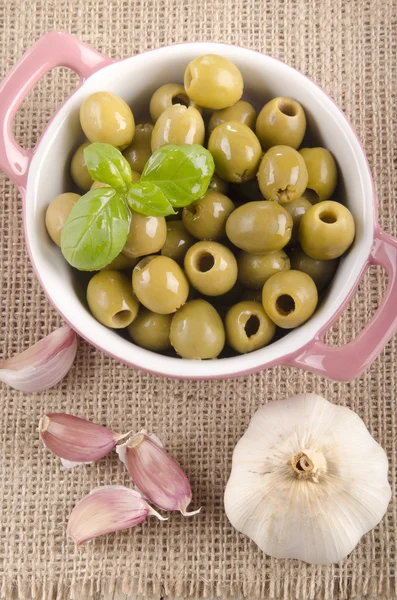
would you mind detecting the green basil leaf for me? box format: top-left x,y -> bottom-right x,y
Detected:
84,143 -> 132,190
141,144 -> 215,207
61,188 -> 131,271
126,182 -> 176,217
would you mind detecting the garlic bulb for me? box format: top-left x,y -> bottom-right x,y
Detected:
224,393 -> 391,565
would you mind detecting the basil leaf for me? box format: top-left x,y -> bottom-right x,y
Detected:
61,188 -> 131,271
84,143 -> 132,190
141,144 -> 215,207
126,182 -> 176,217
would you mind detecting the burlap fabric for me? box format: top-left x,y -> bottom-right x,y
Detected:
0,0 -> 396,598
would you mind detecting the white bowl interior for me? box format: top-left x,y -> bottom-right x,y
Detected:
26,43 -> 374,378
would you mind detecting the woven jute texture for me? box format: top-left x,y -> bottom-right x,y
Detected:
0,0 -> 396,599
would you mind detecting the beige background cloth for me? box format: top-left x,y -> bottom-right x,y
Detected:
0,0 -> 396,598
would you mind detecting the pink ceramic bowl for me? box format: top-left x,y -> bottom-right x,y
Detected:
1,32 -> 397,381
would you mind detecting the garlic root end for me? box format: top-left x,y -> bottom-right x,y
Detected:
180,506 -> 202,517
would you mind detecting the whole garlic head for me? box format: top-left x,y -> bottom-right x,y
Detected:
224,393 -> 391,565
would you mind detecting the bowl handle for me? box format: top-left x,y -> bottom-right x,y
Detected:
0,32 -> 113,190
287,227 -> 397,381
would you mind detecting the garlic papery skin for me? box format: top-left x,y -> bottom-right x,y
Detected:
224,393 -> 391,565
40,413 -> 120,467
67,486 -> 166,545
117,432 -> 201,516
0,325 -> 77,392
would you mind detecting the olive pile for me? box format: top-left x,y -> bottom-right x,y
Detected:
45,54 -> 356,360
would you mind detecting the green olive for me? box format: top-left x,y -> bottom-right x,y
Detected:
161,221 -> 195,263
170,299 -> 225,359
70,142 -> 93,191
122,212 -> 167,259
102,253 -> 138,271
299,147 -> 338,201
289,247 -> 338,291
182,191 -> 235,240
123,124 -> 153,173
149,83 -> 201,122
208,173 -> 229,195
45,193 -> 80,246
208,121 -> 262,183
184,54 -> 243,110
284,197 -> 313,245
262,270 -> 318,329
184,241 -> 238,296
257,145 -> 308,204
238,250 -> 290,289
225,301 -> 276,353
87,270 -> 139,328
226,201 -> 292,253
127,308 -> 172,351
132,256 -> 189,314
80,91 -> 135,147
208,100 -> 257,134
256,97 -> 306,150
299,200 -> 355,259
151,104 -> 205,152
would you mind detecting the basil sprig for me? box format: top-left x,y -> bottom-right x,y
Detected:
61,188 -> 130,271
84,143 -> 133,191
61,143 -> 214,271
141,145 -> 215,207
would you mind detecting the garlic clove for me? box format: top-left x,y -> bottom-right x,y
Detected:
0,324 -> 78,392
117,432 -> 201,516
67,486 -> 167,545
39,413 -> 119,466
224,393 -> 391,565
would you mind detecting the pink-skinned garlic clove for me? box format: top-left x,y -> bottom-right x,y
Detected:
39,413 -> 121,467
0,324 -> 78,393
117,432 -> 201,516
67,486 -> 166,545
